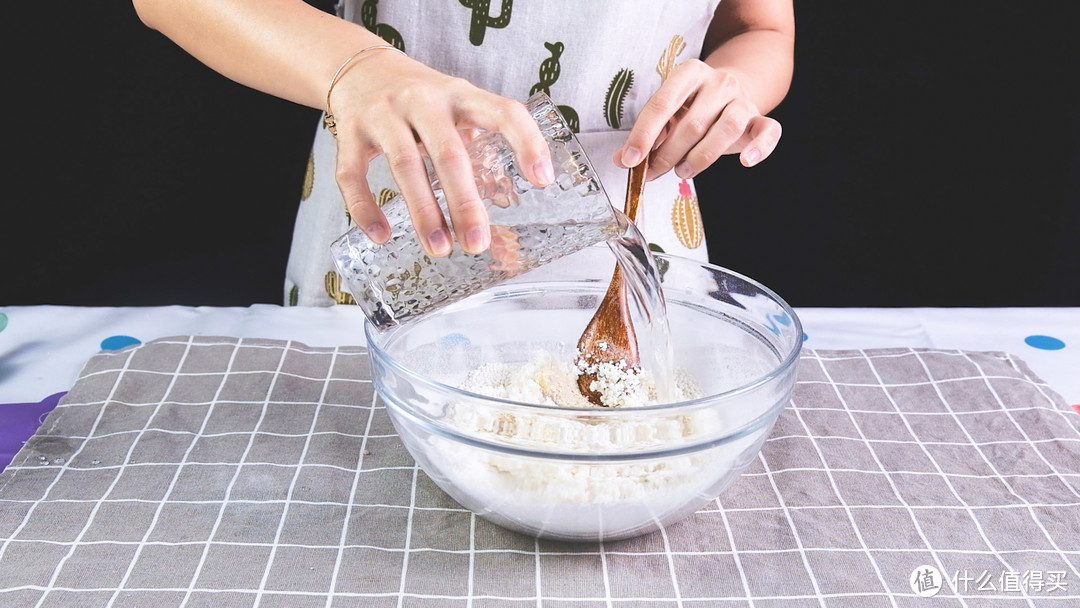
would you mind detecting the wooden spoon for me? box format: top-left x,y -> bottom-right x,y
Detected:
575,158 -> 648,405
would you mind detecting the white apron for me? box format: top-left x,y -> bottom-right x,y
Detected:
286,0 -> 722,306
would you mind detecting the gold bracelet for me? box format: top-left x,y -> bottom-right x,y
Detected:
323,44 -> 407,137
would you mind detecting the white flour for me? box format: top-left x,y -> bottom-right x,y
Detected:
460,350 -> 701,408
434,350 -> 733,517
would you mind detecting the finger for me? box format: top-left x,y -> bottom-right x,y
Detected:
376,122 -> 454,257
648,101 -> 730,180
412,110 -> 491,254
463,96 -> 554,187
738,115 -> 783,167
615,60 -> 707,168
334,135 -> 390,244
660,93 -> 761,180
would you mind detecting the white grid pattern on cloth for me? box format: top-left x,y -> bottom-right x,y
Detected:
106,336 -> 246,605
907,351 -> 1080,582
46,336 -> 201,608
811,351 -> 1002,608
0,338 -> 1077,608
324,359 -> 381,608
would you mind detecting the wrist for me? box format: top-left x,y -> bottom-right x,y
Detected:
323,44 -> 407,136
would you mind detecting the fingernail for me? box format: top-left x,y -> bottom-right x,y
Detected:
675,161 -> 696,179
744,148 -> 762,167
534,160 -> 555,186
464,226 -> 489,253
622,146 -> 644,167
366,223 -> 390,244
427,228 -> 452,256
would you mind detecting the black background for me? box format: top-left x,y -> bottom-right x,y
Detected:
6,1 -> 1078,307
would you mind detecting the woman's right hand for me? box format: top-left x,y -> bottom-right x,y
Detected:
328,50 -> 555,257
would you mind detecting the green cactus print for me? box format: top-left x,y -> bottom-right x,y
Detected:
529,42 -> 579,133
557,105 -> 580,133
288,284 -> 299,307
459,0 -> 513,46
604,68 -> 634,129
530,42 -> 563,96
361,0 -> 405,51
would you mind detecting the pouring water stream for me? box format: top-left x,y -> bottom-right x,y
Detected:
575,159 -> 676,404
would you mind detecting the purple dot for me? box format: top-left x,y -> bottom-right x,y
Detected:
101,335 -> 142,350
1024,335 -> 1065,351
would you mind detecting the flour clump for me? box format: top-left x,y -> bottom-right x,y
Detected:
434,349 -> 730,512
461,349 -> 700,408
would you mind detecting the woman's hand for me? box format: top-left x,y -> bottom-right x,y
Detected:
614,59 -> 782,179
329,52 -> 554,257
614,0 -> 794,180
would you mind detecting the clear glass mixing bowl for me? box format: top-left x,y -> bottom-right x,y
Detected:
365,247 -> 802,541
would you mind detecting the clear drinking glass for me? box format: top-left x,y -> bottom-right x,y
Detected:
330,93 -> 620,330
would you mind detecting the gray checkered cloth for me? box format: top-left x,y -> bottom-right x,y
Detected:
1,336 -> 1078,607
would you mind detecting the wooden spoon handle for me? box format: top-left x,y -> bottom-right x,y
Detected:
624,158 -> 648,223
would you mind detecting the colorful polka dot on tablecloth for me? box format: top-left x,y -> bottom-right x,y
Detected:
101,335 -> 142,350
0,312 -> 8,333
1024,335 -> 1066,351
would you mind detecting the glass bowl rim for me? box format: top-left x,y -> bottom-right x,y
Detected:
363,252 -> 803,415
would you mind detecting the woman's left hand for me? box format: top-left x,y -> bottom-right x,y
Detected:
614,59 -> 782,179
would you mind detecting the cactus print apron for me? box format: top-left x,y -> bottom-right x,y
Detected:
286,0 -> 723,306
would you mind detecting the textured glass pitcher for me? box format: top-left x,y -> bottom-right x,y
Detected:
330,93 -> 620,330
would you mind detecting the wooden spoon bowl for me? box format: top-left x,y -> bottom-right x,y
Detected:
575,159 -> 648,405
